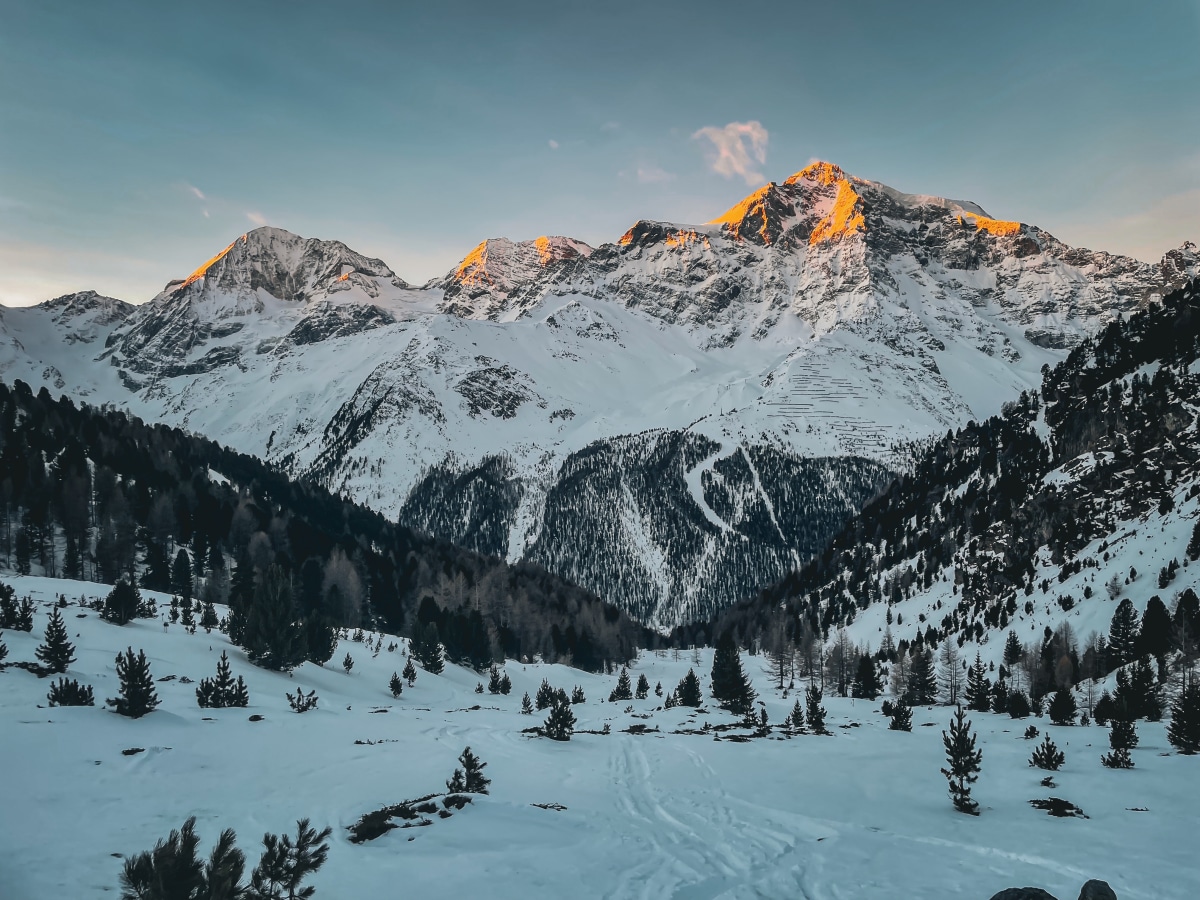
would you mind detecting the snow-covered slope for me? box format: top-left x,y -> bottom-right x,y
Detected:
0,166 -> 1196,627
1,575 -> 1196,900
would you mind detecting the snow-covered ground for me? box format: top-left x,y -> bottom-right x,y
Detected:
1,575 -> 1195,900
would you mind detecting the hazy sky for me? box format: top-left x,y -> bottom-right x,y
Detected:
2,1 -> 1198,305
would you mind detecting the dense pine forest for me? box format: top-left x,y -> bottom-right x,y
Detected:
0,380 -> 648,670
675,277 -> 1200,701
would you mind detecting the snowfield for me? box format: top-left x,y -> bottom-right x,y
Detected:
1,577 -> 1196,899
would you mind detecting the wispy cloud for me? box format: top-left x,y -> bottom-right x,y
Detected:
692,120 -> 769,185
245,211 -> 267,227
637,165 -> 676,184
187,184 -> 206,200
548,139 -> 560,150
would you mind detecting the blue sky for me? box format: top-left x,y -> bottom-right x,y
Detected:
2,0 -> 1198,305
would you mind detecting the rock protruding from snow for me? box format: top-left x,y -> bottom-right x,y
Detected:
988,890 -> 1060,900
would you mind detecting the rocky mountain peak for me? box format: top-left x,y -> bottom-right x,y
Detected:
37,290 -> 132,326
439,235 -> 594,321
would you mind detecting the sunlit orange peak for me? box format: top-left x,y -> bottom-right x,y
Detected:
786,161 -> 849,186
337,272 -> 351,282
178,234 -> 246,290
454,240 -> 494,287
665,229 -> 708,250
708,184 -> 780,244
808,180 -> 865,245
959,212 -> 1022,237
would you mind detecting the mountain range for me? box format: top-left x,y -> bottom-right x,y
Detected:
1,161 -> 1196,628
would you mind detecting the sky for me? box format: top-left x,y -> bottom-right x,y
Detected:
1,0 -> 1198,306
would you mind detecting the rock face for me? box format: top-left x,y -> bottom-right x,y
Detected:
989,890 -> 1059,900
0,164 -> 1195,627
1077,881 -> 1117,900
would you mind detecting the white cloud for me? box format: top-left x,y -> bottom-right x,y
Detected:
245,211 -> 267,227
692,120 -> 769,185
637,165 -> 676,184
188,184 -> 205,200
548,139 -> 560,150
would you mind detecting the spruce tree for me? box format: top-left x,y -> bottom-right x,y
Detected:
172,549 -> 193,601
788,698 -> 806,732
246,819 -> 331,900
102,580 -> 141,626
342,653 -> 354,674
196,651 -> 250,709
941,706 -> 982,815
964,654 -> 990,712
635,673 -> 650,699
710,633 -> 756,714
499,673 -> 512,695
805,683 -> 828,734
1007,690 -> 1032,719
47,677 -> 94,706
1048,688 -> 1077,725
446,746 -> 490,794
303,614 -> 337,666
0,631 -> 7,664
609,668 -> 633,702
851,654 -> 882,700
389,671 -> 404,698
1167,682 -> 1200,754
487,665 -> 503,694
1108,598 -> 1141,667
675,668 -> 703,707
520,692 -> 533,715
543,696 -> 576,741
242,566 -> 305,672
1102,716 -> 1137,768
287,688 -> 318,713
571,685 -> 586,704
403,657 -> 417,686
35,607 -> 76,673
889,697 -> 913,731
420,624 -> 445,675
905,648 -> 938,705
109,647 -> 160,718
200,601 -> 219,633
1003,632 -> 1023,680
1029,734 -> 1065,770
535,678 -> 556,709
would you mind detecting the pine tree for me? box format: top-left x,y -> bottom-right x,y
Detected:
571,685 -> 586,704
197,651 -> 250,709
543,697 -> 576,741
102,580 -> 141,626
964,653 -> 990,712
1048,687 -> 1077,725
47,677 -> 94,706
342,653 -> 354,674
609,668 -> 633,702
403,657 -> 417,686
635,673 -> 650,699
1007,690 -> 1032,719
941,706 -> 982,815
535,678 -> 556,710
243,566 -> 305,672
119,816 -> 207,900
1003,631 -> 1024,686
109,647 -> 160,718
389,671 -> 404,698
905,648 -> 938,705
420,624 -> 445,675
1138,595 -> 1174,660
1188,519 -> 1200,561
0,631 -> 7,664
889,697 -> 913,731
446,746 -> 490,794
246,819 -> 331,900
655,681 -> 663,697
303,614 -> 337,667
200,601 -> 219,633
520,692 -> 533,715
710,633 -> 756,714
806,683 -> 828,735
787,698 -> 806,732
675,668 -> 703,707
287,689 -> 318,713
172,549 -> 193,601
180,596 -> 196,632
1102,716 -> 1137,768
35,607 -> 76,673
499,673 -> 512,695
851,654 -> 882,699
487,665 -> 503,694
1029,734 -> 1065,770
1167,682 -> 1200,754
1108,598 -> 1141,667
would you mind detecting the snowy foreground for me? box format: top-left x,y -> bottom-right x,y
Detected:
1,577 -> 1196,900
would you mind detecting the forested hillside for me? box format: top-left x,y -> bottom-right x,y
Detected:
0,380 -> 647,670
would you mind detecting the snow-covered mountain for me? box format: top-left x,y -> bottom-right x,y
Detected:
1,162 -> 1196,627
